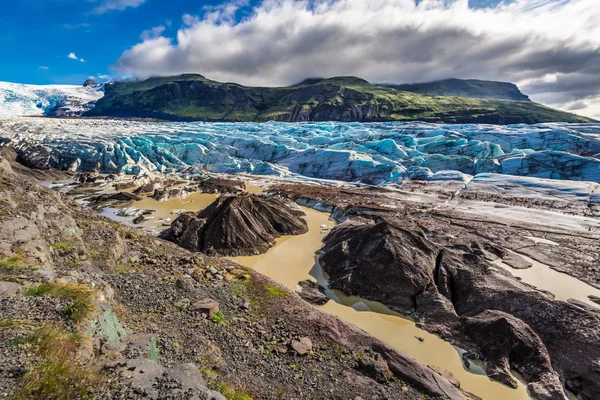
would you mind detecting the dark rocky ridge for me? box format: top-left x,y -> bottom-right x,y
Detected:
162,194 -> 309,256
319,219 -> 600,400
86,74 -> 593,124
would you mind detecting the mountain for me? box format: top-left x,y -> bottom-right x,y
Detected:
0,81 -> 104,117
86,74 -> 591,124
380,78 -> 531,101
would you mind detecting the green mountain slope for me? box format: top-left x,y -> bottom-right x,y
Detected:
87,74 -> 593,124
381,78 -> 531,101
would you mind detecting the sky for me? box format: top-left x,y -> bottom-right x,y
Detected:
1,0 -> 599,119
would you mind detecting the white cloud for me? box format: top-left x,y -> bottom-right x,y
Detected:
39,66 -> 49,70
98,74 -> 111,80
91,0 -> 146,15
114,0 -> 600,119
141,25 -> 166,40
67,52 -> 85,62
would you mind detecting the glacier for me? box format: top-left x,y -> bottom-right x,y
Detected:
1,118 -> 599,189
0,82 -> 103,117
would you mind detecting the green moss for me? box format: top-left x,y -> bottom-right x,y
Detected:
51,240 -> 75,256
216,383 -> 253,400
25,283 -> 95,324
264,284 -> 288,299
199,365 -> 219,380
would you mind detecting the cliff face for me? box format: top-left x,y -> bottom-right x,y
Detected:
86,74 -> 592,124
382,78 -> 531,101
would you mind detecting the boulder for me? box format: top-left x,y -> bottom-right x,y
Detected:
296,280 -> 328,305
161,194 -> 308,256
461,310 -> 565,400
291,337 -> 313,355
0,281 -> 22,297
357,353 -> 391,382
192,298 -> 220,318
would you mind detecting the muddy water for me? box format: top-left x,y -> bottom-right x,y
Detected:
494,250 -> 600,308
230,208 -> 532,400
103,185 -> 262,233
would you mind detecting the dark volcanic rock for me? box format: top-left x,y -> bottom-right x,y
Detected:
296,280 -> 328,305
161,194 -> 308,256
193,176 -> 246,194
461,310 -> 564,400
320,220 -> 600,400
83,79 -> 98,87
89,191 -> 142,206
320,222 -> 442,312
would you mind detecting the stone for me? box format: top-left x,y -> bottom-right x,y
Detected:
291,337 -> 312,355
295,280 -> 328,305
192,298 -> 220,318
176,278 -> 194,292
224,273 -> 234,281
0,281 -> 22,297
133,215 -> 146,225
357,353 -> 391,382
428,365 -> 460,388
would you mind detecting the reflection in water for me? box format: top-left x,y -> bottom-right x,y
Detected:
494,249 -> 600,308
230,207 -> 532,400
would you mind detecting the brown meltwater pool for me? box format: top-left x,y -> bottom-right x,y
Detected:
493,249 -> 600,308
229,207 -> 533,400
106,184 -> 263,233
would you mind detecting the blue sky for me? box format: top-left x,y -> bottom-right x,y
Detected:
0,0 -> 598,118
0,0 -> 258,85
0,0 -> 502,85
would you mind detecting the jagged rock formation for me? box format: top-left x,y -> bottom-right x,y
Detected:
2,118 -> 599,186
319,220 -> 600,400
161,194 -> 308,256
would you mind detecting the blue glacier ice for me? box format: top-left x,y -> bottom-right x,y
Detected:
1,118 -> 599,186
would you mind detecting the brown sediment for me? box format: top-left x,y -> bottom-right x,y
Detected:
230,207 -> 533,400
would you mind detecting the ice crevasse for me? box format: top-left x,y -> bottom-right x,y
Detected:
1,118 -> 599,187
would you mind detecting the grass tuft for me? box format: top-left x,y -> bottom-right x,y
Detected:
12,324 -> 99,400
25,282 -> 95,324
0,256 -> 28,273
51,240 -> 75,256
216,382 -> 253,400
211,311 -> 226,325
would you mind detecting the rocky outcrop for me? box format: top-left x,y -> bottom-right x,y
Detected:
461,310 -> 564,400
161,194 -> 308,256
193,176 -> 246,194
320,219 -> 600,400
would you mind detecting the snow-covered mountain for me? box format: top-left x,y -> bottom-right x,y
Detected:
0,81 -> 104,117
